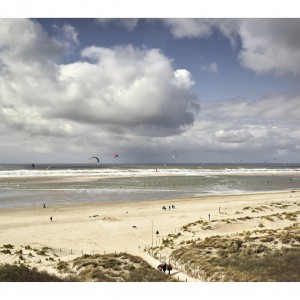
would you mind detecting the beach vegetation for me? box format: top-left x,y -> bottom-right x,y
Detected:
261,216 -> 275,222
168,222 -> 300,282
254,207 -> 264,211
42,246 -> 53,252
69,252 -> 178,282
1,249 -> 11,255
243,206 -> 252,210
0,264 -> 76,282
162,238 -> 174,247
3,244 -> 14,249
283,212 -> 298,221
36,250 -> 47,256
56,261 -> 69,272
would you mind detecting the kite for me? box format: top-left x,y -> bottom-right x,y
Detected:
89,156 -> 100,165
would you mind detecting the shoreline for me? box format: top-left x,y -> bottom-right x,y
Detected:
0,187 -> 298,209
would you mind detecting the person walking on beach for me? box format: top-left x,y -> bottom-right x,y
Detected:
162,262 -> 167,274
50,216 -> 53,222
167,263 -> 172,275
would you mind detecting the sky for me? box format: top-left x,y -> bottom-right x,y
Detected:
1,4 -> 300,164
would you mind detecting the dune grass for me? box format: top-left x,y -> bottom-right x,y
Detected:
0,264 -> 76,282
170,223 -> 300,281
68,252 -> 178,282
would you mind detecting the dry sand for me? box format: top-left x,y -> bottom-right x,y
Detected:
0,189 -> 299,282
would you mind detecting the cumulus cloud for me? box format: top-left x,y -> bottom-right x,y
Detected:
173,69 -> 195,89
163,18 -> 300,76
0,19 -> 200,161
237,19 -> 300,76
57,45 -> 199,135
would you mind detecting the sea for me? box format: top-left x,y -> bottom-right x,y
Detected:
1,163 -> 300,208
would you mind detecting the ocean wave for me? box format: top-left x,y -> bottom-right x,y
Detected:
0,167 -> 300,178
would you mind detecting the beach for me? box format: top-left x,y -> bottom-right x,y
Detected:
1,186 -> 299,281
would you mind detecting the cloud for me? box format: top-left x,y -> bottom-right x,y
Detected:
95,18 -> 139,31
0,18 -> 200,162
1,18 -> 300,163
206,94 -> 300,123
163,18 -> 300,76
163,18 -> 214,38
57,44 -> 200,135
60,24 -> 79,46
173,69 -> 195,88
215,129 -> 253,143
237,19 -> 300,76
191,93 -> 300,158
201,62 -> 219,74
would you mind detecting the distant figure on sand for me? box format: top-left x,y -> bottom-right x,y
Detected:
167,264 -> 172,274
43,204 -> 46,208
156,230 -> 159,236
162,262 -> 167,274
50,216 -> 53,222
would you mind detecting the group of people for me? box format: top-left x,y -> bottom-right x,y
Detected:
162,205 -> 176,210
157,262 -> 172,274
